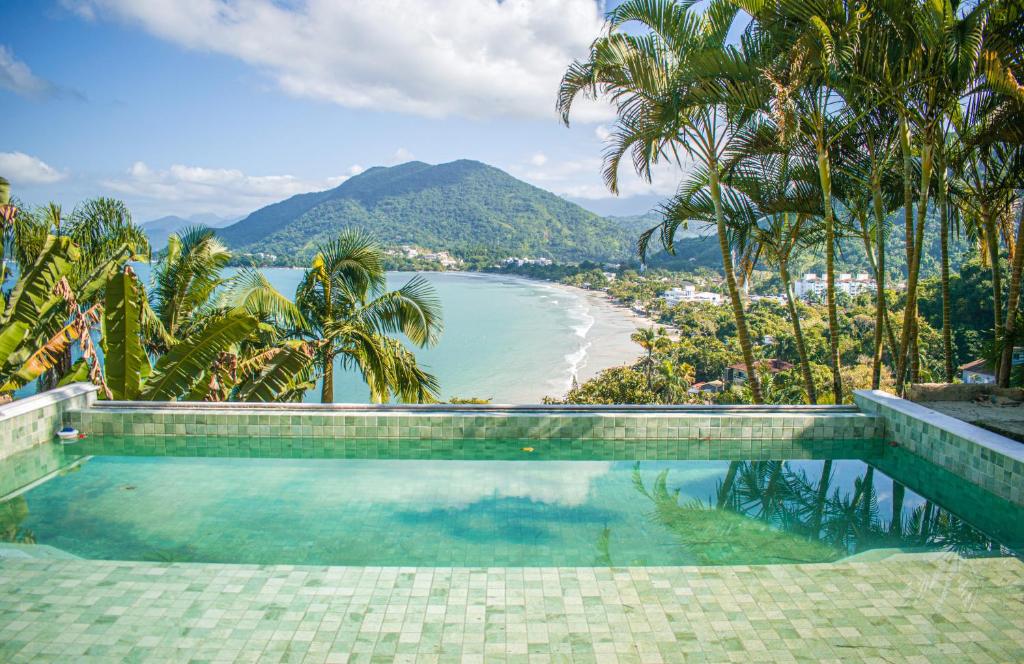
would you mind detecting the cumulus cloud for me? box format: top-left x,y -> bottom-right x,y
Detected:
509,154 -> 685,201
65,0 -> 613,121
387,148 -> 416,164
0,45 -> 54,99
0,152 -> 67,184
102,161 -> 361,216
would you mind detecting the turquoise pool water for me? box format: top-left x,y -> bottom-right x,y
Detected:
2,442 -> 1019,566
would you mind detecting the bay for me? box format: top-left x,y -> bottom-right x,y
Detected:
129,266 -> 642,404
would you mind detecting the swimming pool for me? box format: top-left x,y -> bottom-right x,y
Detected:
3,437 -> 1019,566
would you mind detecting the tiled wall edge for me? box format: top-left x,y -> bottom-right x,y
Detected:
853,389 -> 1024,463
65,401 -> 882,442
854,389 -> 1024,506
0,383 -> 98,460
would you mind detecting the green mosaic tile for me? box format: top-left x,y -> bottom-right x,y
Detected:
0,556 -> 1020,662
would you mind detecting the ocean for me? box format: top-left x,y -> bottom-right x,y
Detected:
127,267 -> 641,404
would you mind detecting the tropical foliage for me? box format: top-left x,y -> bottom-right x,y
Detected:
560,0 -> 1024,399
0,175 -> 443,404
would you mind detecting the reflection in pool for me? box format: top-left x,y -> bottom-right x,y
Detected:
1,449 -> 1019,566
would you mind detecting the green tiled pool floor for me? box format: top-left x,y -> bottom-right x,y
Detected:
0,555 -> 1021,663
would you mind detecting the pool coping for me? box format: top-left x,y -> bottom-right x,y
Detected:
92,400 -> 860,414
855,389 -> 1024,506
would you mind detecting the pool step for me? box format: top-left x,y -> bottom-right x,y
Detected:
0,542 -> 81,560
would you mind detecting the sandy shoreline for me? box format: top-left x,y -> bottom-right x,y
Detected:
543,281 -> 673,387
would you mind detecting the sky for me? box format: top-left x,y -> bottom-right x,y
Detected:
0,0 -> 689,222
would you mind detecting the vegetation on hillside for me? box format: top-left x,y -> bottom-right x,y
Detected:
218,160 -> 641,264
559,0 -> 1024,403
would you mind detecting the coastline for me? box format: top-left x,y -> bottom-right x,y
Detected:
542,280 -> 669,386
218,267 -> 654,403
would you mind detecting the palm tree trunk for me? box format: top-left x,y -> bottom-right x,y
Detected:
889,480 -> 905,536
780,261 -> 816,404
321,350 -> 335,403
895,116 -> 915,392
869,181 -> 898,388
709,160 -> 762,404
811,459 -> 832,538
895,130 -> 932,393
997,203 -> 1024,386
937,149 -> 954,382
985,208 -> 1004,345
817,142 -> 842,403
717,461 -> 739,510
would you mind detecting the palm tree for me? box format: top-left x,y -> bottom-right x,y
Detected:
149,226 -> 231,344
631,326 -> 672,389
295,231 -> 443,403
736,0 -> 872,403
558,0 -> 766,403
654,359 -> 694,403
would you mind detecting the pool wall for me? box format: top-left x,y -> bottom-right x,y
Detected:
855,389 -> 1024,506
3,384 -> 1021,507
0,383 -> 96,461
66,402 -> 880,443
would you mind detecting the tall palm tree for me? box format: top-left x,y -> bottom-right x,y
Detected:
557,0 -> 766,403
295,231 -> 443,403
736,0 -> 871,403
632,326 -> 672,389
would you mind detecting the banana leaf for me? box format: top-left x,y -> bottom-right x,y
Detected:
0,321 -> 30,370
139,312 -> 258,401
235,341 -> 314,402
103,270 -> 149,400
0,235 -> 79,329
57,359 -> 90,387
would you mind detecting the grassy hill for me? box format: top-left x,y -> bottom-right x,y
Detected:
217,160 -> 639,264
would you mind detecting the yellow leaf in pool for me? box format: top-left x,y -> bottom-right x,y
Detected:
521,447 -> 534,453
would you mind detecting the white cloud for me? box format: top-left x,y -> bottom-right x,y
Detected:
0,45 -> 53,99
102,161 -> 360,216
65,0 -> 613,121
529,152 -> 548,166
309,460 -> 614,510
509,154 -> 685,201
388,148 -> 416,165
0,152 -> 67,184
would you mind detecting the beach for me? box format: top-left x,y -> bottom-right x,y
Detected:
127,266 -> 648,404
535,282 -> 646,395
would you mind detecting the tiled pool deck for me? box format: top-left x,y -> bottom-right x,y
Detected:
2,385 -> 1023,662
1,555 -> 1022,663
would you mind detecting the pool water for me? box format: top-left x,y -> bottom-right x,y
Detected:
2,445 -> 1019,566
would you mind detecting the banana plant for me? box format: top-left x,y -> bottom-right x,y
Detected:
98,266 -> 315,402
0,235 -> 82,396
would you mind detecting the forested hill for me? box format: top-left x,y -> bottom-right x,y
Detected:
217,160 -> 639,263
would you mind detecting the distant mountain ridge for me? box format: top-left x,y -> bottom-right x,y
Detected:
216,160 -> 641,264
142,213 -> 237,249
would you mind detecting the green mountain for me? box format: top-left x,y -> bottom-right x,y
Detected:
216,160 -> 639,264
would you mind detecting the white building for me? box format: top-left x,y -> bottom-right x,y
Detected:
793,273 -> 876,300
662,284 -> 723,307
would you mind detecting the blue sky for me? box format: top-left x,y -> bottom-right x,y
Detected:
1,0 -> 686,221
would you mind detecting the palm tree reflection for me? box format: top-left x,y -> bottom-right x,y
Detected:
630,459 -> 1012,565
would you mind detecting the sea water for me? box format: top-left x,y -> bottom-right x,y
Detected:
128,267 -> 637,403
